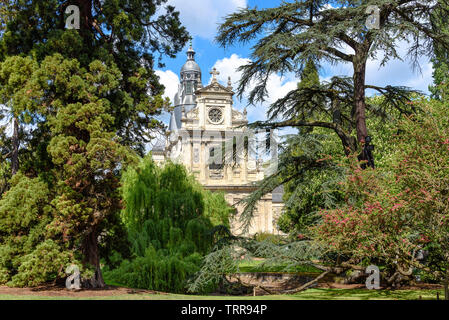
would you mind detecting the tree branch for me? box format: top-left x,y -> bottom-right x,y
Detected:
284,270 -> 330,294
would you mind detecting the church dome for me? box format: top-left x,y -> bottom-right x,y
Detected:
181,44 -> 201,74
181,60 -> 201,73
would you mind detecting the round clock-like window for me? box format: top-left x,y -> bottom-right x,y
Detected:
208,108 -> 223,124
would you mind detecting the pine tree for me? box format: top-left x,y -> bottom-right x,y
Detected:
430,1 -> 449,99
237,55 -> 347,234
0,1 -> 189,288
298,59 -> 320,90
217,0 -> 449,154
0,0 -> 189,155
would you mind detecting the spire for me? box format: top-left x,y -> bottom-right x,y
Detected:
187,40 -> 195,61
181,39 -> 201,74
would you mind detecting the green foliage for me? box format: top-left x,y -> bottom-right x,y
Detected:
237,259 -> 320,273
0,174 -> 78,285
203,94 -> 440,290
187,245 -> 240,294
430,58 -> 449,100
238,45 -> 417,237
105,157 -> 231,293
8,240 -> 72,287
189,237 -> 326,293
252,232 -> 285,245
298,59 -> 320,90
217,0 -> 443,152
0,173 -> 50,235
104,247 -> 203,294
430,1 -> 449,99
278,130 -> 346,234
0,0 -> 190,287
313,96 -> 449,286
244,91 -> 411,236
238,130 -> 346,235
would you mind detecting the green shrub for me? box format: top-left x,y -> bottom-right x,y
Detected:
0,269 -> 9,284
0,174 -> 68,286
104,247 -> 202,293
9,240 -> 71,287
104,157 -> 231,293
253,232 -> 286,245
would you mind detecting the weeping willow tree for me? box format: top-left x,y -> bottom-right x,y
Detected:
103,156 -> 231,293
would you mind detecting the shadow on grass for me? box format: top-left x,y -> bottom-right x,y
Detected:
291,288 -> 444,300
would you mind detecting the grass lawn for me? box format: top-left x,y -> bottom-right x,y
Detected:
1,259 -> 442,300
0,288 -> 444,300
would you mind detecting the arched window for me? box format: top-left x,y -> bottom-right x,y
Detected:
186,81 -> 193,94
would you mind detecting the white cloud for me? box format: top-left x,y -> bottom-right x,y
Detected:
211,54 -> 299,122
322,40 -> 433,94
263,74 -> 298,105
166,0 -> 247,39
404,62 -> 433,92
365,46 -> 433,94
155,69 -> 180,101
211,53 -> 249,87
156,42 -> 434,129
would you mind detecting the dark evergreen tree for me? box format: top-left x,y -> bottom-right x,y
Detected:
217,0 -> 449,154
0,1 -> 189,287
430,1 -> 449,99
0,0 -> 189,156
238,61 -> 345,234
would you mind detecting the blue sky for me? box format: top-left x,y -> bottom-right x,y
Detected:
0,0 -> 435,143
155,0 -> 434,131
157,0 -> 280,80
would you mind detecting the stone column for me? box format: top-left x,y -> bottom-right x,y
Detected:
200,140 -> 206,183
243,143 -> 248,183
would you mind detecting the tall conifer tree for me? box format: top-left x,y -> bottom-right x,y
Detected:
430,1 -> 449,99
0,1 -> 189,287
217,0 -> 449,154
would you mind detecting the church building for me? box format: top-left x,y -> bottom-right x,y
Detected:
152,44 -> 284,236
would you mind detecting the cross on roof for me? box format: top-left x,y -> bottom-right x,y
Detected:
210,68 -> 220,82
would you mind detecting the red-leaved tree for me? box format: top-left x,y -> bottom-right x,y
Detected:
313,97 -> 449,297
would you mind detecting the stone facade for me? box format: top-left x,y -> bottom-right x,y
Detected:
154,45 -> 284,236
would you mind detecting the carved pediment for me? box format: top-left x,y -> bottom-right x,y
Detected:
197,81 -> 234,95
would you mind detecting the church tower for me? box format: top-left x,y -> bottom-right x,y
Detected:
169,43 -> 202,132
163,44 -> 284,236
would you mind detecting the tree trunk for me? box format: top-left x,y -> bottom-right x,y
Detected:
445,269 -> 449,300
335,128 -> 358,156
82,229 -> 105,288
284,270 -> 330,294
353,58 -> 368,146
11,116 -> 19,175
73,0 -> 93,30
332,98 -> 358,155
